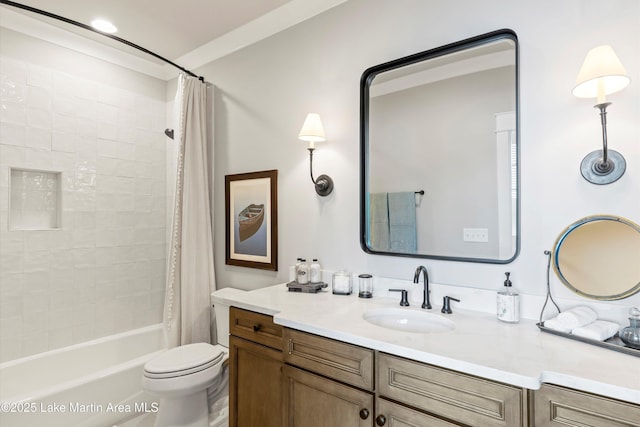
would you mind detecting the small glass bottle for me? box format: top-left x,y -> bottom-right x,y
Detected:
297,259 -> 309,284
497,272 -> 519,323
294,258 -> 302,280
309,259 -> 321,284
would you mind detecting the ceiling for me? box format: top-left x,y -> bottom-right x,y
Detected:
0,0 -> 346,79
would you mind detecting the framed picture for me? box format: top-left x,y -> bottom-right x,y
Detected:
225,169 -> 278,271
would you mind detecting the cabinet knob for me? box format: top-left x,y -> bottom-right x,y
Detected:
252,324 -> 261,332
359,408 -> 370,420
375,415 -> 387,426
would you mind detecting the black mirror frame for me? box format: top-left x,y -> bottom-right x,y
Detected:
359,29 -> 520,264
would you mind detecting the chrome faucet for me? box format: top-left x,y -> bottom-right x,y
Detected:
413,266 -> 431,309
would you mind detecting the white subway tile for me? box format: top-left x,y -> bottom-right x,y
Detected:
26,127 -> 51,150
22,292 -> 48,314
26,107 -> 52,130
25,147 -> 51,169
72,323 -> 95,344
0,79 -> 27,107
1,58 -> 26,83
22,250 -> 50,273
76,117 -> 97,137
27,85 -> 51,110
22,312 -> 47,335
1,101 -> 26,125
21,332 -> 48,357
0,296 -> 22,318
48,327 -> 73,350
1,145 -> 26,166
27,64 -> 52,89
0,123 -> 27,146
22,271 -> 49,293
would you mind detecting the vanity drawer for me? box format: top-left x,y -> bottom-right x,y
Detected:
229,307 -> 283,350
283,328 -> 374,391
533,384 -> 640,427
377,353 -> 527,427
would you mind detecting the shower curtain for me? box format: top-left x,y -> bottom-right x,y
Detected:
164,74 -> 216,348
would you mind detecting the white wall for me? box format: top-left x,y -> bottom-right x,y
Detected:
196,0 -> 639,309
0,29 -> 168,362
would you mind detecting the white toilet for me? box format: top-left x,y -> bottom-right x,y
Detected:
142,292 -> 234,427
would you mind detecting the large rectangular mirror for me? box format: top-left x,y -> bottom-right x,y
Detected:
360,30 -> 519,263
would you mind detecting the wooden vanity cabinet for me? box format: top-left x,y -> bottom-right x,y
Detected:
229,307 -> 284,427
533,384 -> 640,427
229,307 -> 637,427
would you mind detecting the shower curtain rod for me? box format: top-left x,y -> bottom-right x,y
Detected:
0,0 -> 205,82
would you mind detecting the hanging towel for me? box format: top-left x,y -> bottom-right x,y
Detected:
369,193 -> 390,251
572,320 -> 620,341
555,306 -> 598,330
388,192 -> 417,253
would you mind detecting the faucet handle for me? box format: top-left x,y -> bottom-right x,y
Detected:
441,296 -> 460,314
389,289 -> 410,306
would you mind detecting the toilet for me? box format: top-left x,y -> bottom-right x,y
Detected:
142,291 -> 235,427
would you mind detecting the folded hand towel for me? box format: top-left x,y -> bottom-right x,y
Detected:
556,306 -> 597,330
572,320 -> 620,342
543,318 -> 572,334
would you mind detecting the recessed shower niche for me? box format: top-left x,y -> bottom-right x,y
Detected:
9,168 -> 62,230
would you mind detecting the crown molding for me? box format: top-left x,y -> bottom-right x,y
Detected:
0,6 -> 168,79
1,0 -> 348,81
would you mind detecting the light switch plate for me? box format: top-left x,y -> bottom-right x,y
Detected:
463,228 -> 488,242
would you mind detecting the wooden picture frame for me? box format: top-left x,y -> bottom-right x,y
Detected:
225,169 -> 278,271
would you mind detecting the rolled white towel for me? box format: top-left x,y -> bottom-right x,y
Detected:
556,306 -> 597,330
543,317 -> 572,334
572,320 -> 620,341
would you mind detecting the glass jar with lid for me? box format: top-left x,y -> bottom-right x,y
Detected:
332,270 -> 352,295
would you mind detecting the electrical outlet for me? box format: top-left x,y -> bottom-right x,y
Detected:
463,228 -> 489,242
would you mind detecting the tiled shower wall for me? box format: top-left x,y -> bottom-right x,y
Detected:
0,56 -> 167,362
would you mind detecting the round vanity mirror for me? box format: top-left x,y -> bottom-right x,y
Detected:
552,215 -> 640,300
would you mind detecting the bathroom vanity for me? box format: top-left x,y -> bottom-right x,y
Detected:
220,285 -> 640,427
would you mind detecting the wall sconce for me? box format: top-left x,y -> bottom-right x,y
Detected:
298,113 -> 334,196
572,45 -> 631,185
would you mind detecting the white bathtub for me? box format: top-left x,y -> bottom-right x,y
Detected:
0,324 -> 166,427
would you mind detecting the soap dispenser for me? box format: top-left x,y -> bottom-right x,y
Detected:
497,272 -> 520,323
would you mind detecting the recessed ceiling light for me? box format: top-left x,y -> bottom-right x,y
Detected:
91,19 -> 117,34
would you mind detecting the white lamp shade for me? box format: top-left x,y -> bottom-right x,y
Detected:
298,113 -> 326,143
572,45 -> 630,101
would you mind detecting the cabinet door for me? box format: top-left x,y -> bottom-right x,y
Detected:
376,398 -> 462,427
229,335 -> 283,427
283,364 -> 374,427
534,384 -> 640,427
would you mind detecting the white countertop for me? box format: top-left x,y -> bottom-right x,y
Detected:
212,284 -> 640,404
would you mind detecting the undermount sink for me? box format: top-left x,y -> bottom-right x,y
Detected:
363,308 -> 455,333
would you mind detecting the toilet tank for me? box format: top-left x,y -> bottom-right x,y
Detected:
211,288 -> 247,348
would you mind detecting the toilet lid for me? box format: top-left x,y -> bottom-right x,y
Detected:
144,343 -> 225,378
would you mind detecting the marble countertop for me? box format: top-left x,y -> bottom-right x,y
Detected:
212,284 -> 640,404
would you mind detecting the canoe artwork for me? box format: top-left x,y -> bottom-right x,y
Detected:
238,203 -> 265,241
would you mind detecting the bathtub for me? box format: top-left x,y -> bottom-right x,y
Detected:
0,324 -> 166,427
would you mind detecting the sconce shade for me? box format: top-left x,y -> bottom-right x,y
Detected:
298,113 -> 326,143
572,45 -> 630,102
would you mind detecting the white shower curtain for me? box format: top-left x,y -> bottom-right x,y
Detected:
164,74 -> 216,348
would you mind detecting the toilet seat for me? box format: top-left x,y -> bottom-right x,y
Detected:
144,343 -> 226,379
